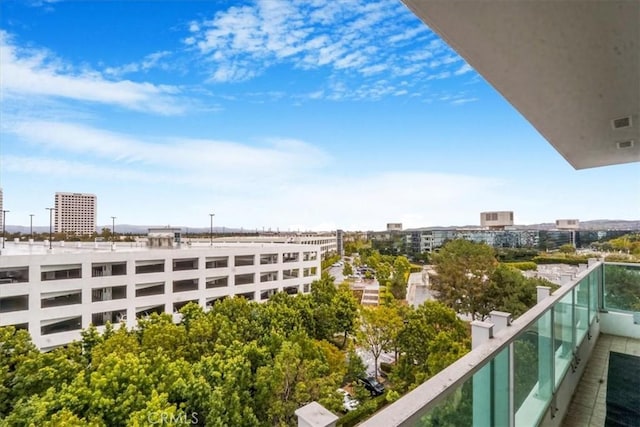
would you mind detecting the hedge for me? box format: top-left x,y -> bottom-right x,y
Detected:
532,256 -> 589,266
505,261 -> 538,271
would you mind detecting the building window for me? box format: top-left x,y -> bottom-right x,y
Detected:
0,267 -> 29,283
260,254 -> 278,265
206,257 -> 228,269
283,252 -> 299,263
92,286 -> 126,302
41,291 -> 82,308
135,260 -> 165,274
235,273 -> 254,286
173,279 -> 199,293
260,271 -> 278,282
91,309 -> 127,326
283,286 -> 299,295
41,316 -> 82,335
303,251 -> 318,261
136,282 -> 165,297
260,288 -> 277,300
0,295 -> 29,313
173,258 -> 198,271
206,276 -> 228,288
235,255 -> 255,267
136,305 -> 164,319
41,265 -> 82,281
92,262 -> 126,277
283,269 -> 299,280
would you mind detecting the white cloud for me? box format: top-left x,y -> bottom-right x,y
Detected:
185,0 -> 470,102
3,117 -> 507,229
104,51 -> 172,76
0,31 -> 186,115
4,119 -> 328,189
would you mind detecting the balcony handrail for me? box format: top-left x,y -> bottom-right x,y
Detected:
360,261 -> 603,427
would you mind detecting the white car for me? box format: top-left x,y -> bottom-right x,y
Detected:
337,388 -> 359,412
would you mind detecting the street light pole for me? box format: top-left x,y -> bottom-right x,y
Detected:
29,214 -> 34,240
46,207 -> 55,250
209,213 -> 215,246
1,210 -> 9,249
111,216 -> 116,245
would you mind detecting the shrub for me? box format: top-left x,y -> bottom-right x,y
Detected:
337,394 -> 387,427
379,362 -> 393,374
532,256 -> 589,266
505,261 -> 537,271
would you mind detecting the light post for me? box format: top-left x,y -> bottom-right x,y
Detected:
209,213 -> 215,246
29,214 -> 34,240
46,207 -> 55,250
111,216 -> 116,245
1,210 -> 9,249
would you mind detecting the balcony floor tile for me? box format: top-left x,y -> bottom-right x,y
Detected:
562,333 -> 640,427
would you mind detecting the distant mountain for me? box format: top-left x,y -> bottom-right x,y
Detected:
402,219 -> 640,232
519,220 -> 640,230
4,219 -> 639,234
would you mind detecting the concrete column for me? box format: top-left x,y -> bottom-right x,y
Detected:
295,402 -> 338,427
490,311 -> 512,334
471,320 -> 494,349
537,286 -> 551,303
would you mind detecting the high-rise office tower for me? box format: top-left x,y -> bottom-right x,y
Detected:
54,192 -> 97,235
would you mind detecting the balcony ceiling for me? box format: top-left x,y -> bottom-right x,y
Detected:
403,0 -> 640,169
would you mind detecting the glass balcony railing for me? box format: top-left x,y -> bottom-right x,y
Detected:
359,261 -> 639,427
603,262 -> 640,313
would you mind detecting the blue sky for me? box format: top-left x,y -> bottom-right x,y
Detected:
1,0 -> 638,231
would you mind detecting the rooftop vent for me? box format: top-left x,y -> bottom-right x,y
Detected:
616,140 -> 634,149
611,116 -> 632,129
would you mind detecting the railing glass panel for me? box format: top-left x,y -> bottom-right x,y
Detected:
553,292 -> 573,387
603,263 -> 640,312
575,278 -> 589,344
589,269 -> 598,323
419,378 -> 472,426
514,310 -> 552,426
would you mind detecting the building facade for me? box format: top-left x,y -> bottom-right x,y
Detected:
202,233 -> 338,257
387,223 -> 403,232
556,219 -> 580,230
54,192 -> 97,235
480,211 -> 514,229
0,241 -> 321,350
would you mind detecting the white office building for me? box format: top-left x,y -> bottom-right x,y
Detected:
196,233 -> 338,257
0,238 -> 321,350
480,211 -> 514,229
54,192 -> 97,235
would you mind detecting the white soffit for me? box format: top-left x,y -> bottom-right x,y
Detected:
402,0 -> 640,169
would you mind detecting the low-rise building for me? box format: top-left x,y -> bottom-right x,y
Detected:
0,238 -> 321,350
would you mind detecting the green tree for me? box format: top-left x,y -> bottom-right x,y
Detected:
358,306 -> 403,379
344,347 -> 367,384
0,326 -> 39,416
343,262 -> 353,276
431,240 -> 498,320
393,301 -> 470,391
333,282 -> 359,348
558,243 -> 576,254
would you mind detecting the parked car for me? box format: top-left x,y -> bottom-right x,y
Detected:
358,377 -> 385,396
337,388 -> 359,412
